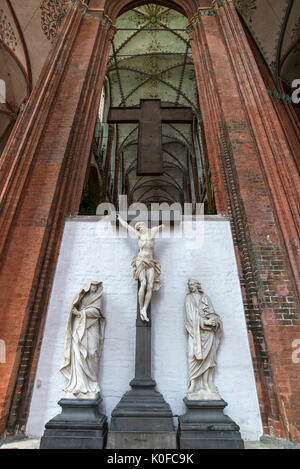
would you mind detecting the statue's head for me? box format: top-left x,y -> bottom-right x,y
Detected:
90,282 -> 99,293
188,279 -> 203,293
135,222 -> 147,234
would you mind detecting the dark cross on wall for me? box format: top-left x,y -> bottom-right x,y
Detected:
108,99 -> 193,176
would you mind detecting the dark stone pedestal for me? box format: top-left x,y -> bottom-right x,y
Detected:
40,395 -> 107,449
178,398 -> 244,449
107,287 -> 177,449
107,380 -> 177,449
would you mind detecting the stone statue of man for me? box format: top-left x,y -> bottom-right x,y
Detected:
184,279 -> 222,400
117,214 -> 165,322
60,281 -> 106,399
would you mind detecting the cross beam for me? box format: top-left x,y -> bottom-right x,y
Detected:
108,99 -> 193,176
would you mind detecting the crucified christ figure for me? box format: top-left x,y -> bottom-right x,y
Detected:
117,214 -> 165,322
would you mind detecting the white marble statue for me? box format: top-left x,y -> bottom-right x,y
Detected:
117,214 -> 165,322
184,279 -> 222,400
60,281 -> 106,399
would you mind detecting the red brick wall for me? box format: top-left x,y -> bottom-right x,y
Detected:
190,2 -> 300,440
0,7 -> 112,434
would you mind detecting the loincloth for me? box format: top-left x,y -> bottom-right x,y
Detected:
131,256 -> 161,291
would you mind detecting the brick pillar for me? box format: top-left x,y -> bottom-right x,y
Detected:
189,0 -> 300,441
0,3 -> 114,434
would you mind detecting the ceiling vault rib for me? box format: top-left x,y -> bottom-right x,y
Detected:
108,22 -> 152,66
280,37 -> 300,69
112,69 -> 196,110
109,60 -> 194,74
166,123 -> 192,149
89,3 -> 207,210
275,0 -> 294,78
117,125 -> 139,152
6,0 -> 32,93
154,15 -> 188,44
137,186 -> 180,202
112,40 -> 126,106
176,38 -> 190,105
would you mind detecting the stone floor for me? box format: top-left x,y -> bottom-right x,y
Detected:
245,441 -> 274,450
0,438 -> 275,449
0,438 -> 40,450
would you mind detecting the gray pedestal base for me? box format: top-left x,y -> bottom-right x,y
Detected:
178,398 -> 244,449
108,432 -> 177,450
40,395 -> 107,449
107,381 -> 177,449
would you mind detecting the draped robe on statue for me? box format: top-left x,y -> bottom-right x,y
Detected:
131,252 -> 161,292
184,291 -> 222,394
60,282 -> 106,398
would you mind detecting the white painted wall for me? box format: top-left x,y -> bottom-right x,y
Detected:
26,218 -> 263,441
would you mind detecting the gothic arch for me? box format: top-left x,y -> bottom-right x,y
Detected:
102,0 -> 204,21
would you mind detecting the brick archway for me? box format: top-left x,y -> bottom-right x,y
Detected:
102,0 -> 201,19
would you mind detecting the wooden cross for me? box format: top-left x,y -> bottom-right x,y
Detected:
108,99 -> 193,176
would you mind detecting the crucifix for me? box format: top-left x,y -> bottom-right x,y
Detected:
108,99 -> 193,176
107,215 -> 176,448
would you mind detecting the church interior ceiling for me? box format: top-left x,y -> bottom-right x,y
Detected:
0,0 -> 64,152
0,0 -> 299,207
234,0 -> 300,88
91,4 -> 207,211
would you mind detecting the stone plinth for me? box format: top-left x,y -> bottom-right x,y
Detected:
107,297 -> 177,449
107,381 -> 176,449
40,395 -> 107,449
178,398 -> 244,449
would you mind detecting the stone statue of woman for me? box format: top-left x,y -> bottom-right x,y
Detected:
117,214 -> 165,322
60,281 -> 105,399
184,279 -> 222,400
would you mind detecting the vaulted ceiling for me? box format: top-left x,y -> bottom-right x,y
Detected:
0,0 -> 299,156
0,0 -> 68,151
234,0 -> 300,87
102,4 -> 201,207
0,1 -> 298,94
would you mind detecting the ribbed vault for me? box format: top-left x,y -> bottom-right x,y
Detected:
235,0 -> 300,90
0,0 -> 298,183
81,3 -> 215,214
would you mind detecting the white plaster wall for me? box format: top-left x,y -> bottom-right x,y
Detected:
26,218 -> 263,441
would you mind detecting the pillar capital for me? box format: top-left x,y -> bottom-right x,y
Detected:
186,0 -> 233,34
69,0 -> 116,35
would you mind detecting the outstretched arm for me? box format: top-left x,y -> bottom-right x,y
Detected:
150,224 -> 165,238
117,214 -> 137,236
